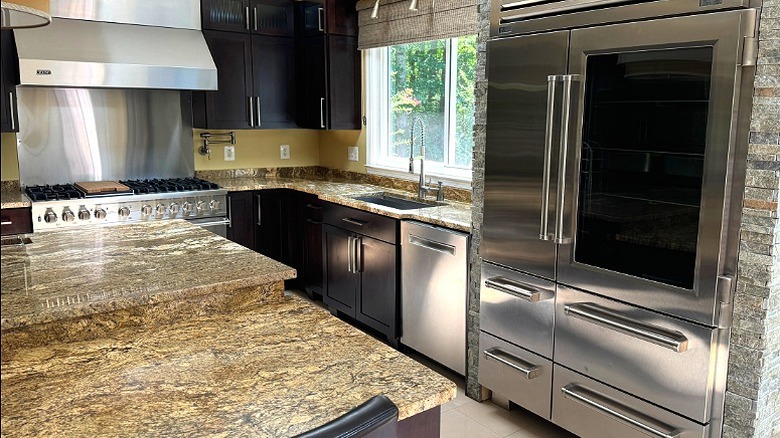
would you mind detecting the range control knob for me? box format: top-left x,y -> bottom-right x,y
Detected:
62,209 -> 75,222
196,201 -> 206,211
141,205 -> 153,216
44,210 -> 57,223
169,203 -> 180,215
209,200 -> 221,211
78,209 -> 91,220
118,206 -> 131,218
182,202 -> 193,215
94,208 -> 107,219
156,204 -> 166,215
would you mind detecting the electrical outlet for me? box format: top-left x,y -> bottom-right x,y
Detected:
348,146 -> 359,162
224,145 -> 235,161
280,144 -> 290,160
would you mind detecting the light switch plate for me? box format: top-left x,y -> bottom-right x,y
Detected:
348,146 -> 359,162
280,144 -> 290,160
224,145 -> 235,161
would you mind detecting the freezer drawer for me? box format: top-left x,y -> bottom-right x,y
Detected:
480,262 -> 555,359
555,286 -> 727,423
552,365 -> 709,438
479,332 -> 552,419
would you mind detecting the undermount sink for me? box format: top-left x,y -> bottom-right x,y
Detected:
352,192 -> 443,210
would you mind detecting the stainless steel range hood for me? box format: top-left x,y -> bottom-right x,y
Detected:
13,0 -> 217,90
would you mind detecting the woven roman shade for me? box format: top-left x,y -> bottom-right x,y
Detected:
355,0 -> 477,49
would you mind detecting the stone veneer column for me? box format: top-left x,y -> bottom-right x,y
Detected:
467,3 -> 780,435
724,3 -> 780,437
466,0 -> 490,400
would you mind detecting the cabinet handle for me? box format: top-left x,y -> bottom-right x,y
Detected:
305,203 -> 323,210
317,7 -> 324,32
9,92 -> 15,131
484,277 -> 542,302
256,194 -> 262,226
1,219 -> 12,225
256,96 -> 262,128
564,303 -> 689,353
539,75 -> 559,241
305,218 -> 322,225
561,385 -> 681,438
253,7 -> 258,31
354,236 -> 362,273
483,348 -> 541,380
341,218 -> 365,227
347,236 -> 355,273
226,195 -> 233,228
245,6 -> 250,30
248,96 -> 255,127
320,97 -> 326,128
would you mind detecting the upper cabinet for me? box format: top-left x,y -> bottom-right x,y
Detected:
298,0 -> 357,36
202,0 -> 294,35
1,29 -> 20,133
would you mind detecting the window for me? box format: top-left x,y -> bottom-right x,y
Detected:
366,35 -> 477,186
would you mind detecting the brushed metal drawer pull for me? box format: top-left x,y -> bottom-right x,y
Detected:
564,303 -> 688,353
1,220 -> 12,225
305,203 -> 323,210
347,236 -> 355,273
408,234 -> 455,255
561,384 -> 681,438
485,277 -> 541,302
305,218 -> 322,225
342,218 -> 366,226
483,348 -> 541,380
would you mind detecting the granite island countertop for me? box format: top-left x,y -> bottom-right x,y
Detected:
209,177 -> 472,232
0,181 -> 31,209
1,295 -> 455,436
1,220 -> 296,331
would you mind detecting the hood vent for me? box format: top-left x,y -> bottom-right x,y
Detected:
13,0 -> 217,91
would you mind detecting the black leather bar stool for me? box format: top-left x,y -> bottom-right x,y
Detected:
294,395 -> 398,438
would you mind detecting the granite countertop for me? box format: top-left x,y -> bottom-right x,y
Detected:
0,220 -> 296,331
211,177 -> 472,232
0,181 -> 31,209
1,294 -> 456,436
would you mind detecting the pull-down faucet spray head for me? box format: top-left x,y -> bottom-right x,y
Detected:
409,117 -> 425,173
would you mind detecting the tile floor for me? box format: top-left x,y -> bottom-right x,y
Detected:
287,289 -> 576,438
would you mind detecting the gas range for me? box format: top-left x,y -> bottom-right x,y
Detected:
27,178 -> 228,232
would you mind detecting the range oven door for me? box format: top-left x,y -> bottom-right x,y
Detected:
555,10 -> 756,327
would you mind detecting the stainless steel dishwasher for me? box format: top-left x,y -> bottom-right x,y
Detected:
401,221 -> 469,375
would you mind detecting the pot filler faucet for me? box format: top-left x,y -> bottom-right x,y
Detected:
409,117 -> 441,201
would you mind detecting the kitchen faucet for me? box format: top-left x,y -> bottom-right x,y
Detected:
409,117 -> 434,200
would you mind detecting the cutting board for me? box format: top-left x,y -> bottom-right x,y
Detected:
75,181 -> 131,195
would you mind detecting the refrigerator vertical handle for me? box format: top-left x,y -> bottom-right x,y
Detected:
554,74 -> 579,245
540,75 -> 560,241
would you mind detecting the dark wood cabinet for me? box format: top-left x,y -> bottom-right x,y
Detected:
226,191 -> 256,249
203,0 -> 293,35
255,189 -> 285,261
251,0 -> 295,36
202,0 -> 251,33
0,207 -> 32,236
302,195 -> 325,296
1,29 -> 19,133
323,203 -> 399,345
252,35 -> 296,129
296,0 -> 356,36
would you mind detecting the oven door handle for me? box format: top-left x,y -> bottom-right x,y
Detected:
187,218 -> 232,228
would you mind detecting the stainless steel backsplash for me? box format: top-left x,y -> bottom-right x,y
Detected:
16,88 -> 194,186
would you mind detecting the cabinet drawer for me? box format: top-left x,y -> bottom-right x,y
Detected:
478,332 -> 552,419
555,286 -> 724,423
479,262 -> 555,359
552,365 -> 709,438
323,202 -> 397,244
302,194 -> 325,220
1,207 -> 32,236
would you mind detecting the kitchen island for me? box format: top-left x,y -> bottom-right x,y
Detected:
1,221 -> 456,437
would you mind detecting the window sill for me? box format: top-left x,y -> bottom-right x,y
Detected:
365,164 -> 472,190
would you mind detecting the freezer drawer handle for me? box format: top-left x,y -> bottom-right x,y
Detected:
408,234 -> 455,255
564,303 -> 688,353
561,384 -> 681,438
483,348 -> 541,380
484,277 -> 541,302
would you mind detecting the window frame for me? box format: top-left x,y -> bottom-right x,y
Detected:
365,37 -> 474,188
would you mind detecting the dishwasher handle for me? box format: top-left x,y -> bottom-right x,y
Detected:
408,234 -> 456,255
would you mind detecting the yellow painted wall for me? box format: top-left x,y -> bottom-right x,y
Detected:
319,129 -> 365,173
1,133 -> 19,181
193,129 -> 321,171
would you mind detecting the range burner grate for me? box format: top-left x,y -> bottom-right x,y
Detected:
25,184 -> 84,202
119,178 -> 221,194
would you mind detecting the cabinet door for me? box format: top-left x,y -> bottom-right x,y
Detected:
327,35 -> 361,130
326,0 -> 357,36
1,29 -> 19,133
255,190 -> 284,261
323,224 -> 359,316
202,0 -> 250,32
356,235 -> 397,334
226,192 -> 256,250
250,0 -> 294,36
252,35 -> 297,128
297,35 -> 327,129
298,0 -> 326,35
200,31 -> 254,129
303,215 -> 324,293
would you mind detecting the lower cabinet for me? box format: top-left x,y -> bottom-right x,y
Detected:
0,207 -> 32,236
226,191 -> 255,249
323,203 -> 399,345
255,189 -> 284,261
